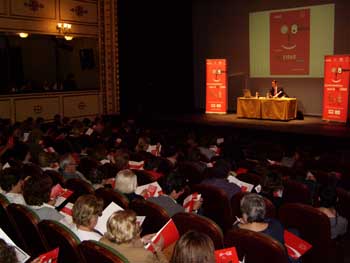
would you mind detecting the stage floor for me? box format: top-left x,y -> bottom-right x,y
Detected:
146,113 -> 350,139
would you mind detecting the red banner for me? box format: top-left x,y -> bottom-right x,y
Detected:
270,9 -> 310,75
323,55 -> 350,122
206,59 -> 227,114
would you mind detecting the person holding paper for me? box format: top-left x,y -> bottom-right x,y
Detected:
171,231 -> 215,263
148,173 -> 202,217
269,80 -> 287,98
72,195 -> 104,241
100,210 -> 168,263
23,174 -> 64,222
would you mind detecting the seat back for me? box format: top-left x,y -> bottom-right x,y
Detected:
38,220 -> 85,263
231,192 -> 276,219
7,204 -> 48,257
282,179 -> 311,204
0,195 -> 25,249
79,240 -> 129,263
172,212 -> 224,249
279,203 -> 338,263
65,178 -> 95,203
129,199 -> 170,235
95,188 -> 129,209
191,184 -> 233,232
224,228 -> 288,263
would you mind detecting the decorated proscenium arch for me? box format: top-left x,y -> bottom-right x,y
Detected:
270,9 -> 310,75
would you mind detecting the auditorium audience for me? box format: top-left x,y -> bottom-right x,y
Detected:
170,231 -> 215,263
72,194 -> 104,241
100,210 -> 167,263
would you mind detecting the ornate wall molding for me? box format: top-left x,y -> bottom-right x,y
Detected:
98,0 -> 120,114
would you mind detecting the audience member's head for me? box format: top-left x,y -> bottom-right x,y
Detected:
23,174 -> 53,206
0,238 -> 18,263
319,186 -> 338,209
135,136 -> 150,152
60,153 -> 77,174
114,150 -> 130,172
114,169 -> 137,194
162,172 -> 186,199
240,193 -> 266,223
72,194 -> 103,229
105,210 -> 140,244
171,231 -> 215,263
0,167 -> 24,193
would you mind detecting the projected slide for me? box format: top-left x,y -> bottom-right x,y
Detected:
270,9 -> 310,75
250,4 -> 334,78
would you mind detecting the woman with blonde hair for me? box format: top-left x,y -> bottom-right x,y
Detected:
100,210 -> 167,263
171,231 -> 215,263
114,169 -> 144,202
72,194 -> 104,241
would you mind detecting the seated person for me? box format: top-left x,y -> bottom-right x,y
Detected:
201,159 -> 241,200
59,153 -> 87,182
317,186 -> 348,239
72,194 -> 104,241
23,174 -> 64,222
100,210 -> 167,263
237,193 -> 284,245
171,231 -> 215,263
269,80 -> 287,98
0,238 -> 18,263
114,169 -> 144,202
148,172 -> 202,217
0,167 -> 26,205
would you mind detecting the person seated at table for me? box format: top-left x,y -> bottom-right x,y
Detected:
269,80 -> 288,98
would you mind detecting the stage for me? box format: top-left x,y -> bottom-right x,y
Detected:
143,113 -> 350,140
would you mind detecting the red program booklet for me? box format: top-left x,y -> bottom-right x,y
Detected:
215,247 -> 239,263
284,230 -> 312,259
145,219 -> 179,252
37,247 -> 59,263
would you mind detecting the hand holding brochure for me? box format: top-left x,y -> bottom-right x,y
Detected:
227,175 -> 254,192
36,247 -> 59,263
145,219 -> 179,252
135,182 -> 163,199
183,193 -> 201,212
128,160 -> 144,170
50,184 -> 74,207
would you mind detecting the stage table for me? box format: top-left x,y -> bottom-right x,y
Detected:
237,97 -> 297,120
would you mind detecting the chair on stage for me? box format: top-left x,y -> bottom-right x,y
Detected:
129,199 -> 170,235
224,228 -> 288,263
79,240 -> 129,263
95,187 -> 129,209
172,212 -> 224,249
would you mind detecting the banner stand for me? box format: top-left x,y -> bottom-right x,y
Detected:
205,59 -> 227,114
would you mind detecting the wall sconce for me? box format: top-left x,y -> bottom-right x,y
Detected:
18,32 -> 29,38
56,23 -> 73,41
